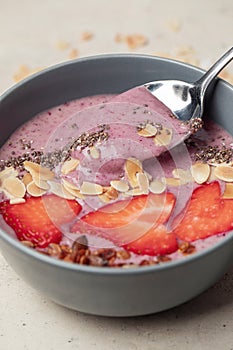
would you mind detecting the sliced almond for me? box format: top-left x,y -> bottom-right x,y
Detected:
22,173 -> 33,186
2,176 -> 26,198
24,161 -> 55,180
110,180 -> 129,193
222,183 -> 233,199
10,198 -> 26,205
80,181 -> 103,195
163,177 -> 182,187
99,186 -> 118,202
149,179 -> 166,194
89,146 -> 100,159
124,158 -> 143,188
0,166 -> 18,180
172,168 -> 193,184
154,127 -> 173,146
32,173 -> 50,190
27,181 -> 47,197
48,181 -> 75,199
207,165 -> 218,182
136,172 -> 149,194
123,188 -> 145,196
144,171 -> 153,181
137,124 -> 157,137
214,165 -> 233,182
61,157 -> 80,175
62,179 -> 85,199
191,162 -> 210,184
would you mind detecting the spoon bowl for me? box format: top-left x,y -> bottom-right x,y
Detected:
144,47 -> 233,121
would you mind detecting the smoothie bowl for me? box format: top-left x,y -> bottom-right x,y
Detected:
0,54 -> 233,317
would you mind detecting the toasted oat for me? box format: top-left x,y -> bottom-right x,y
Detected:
137,123 -> 158,137
222,183 -> 233,199
80,181 -> 103,195
125,157 -> 143,188
214,164 -> 233,182
136,172 -> 149,194
154,127 -> 173,146
110,180 -> 129,192
89,146 -> 100,159
2,176 -> 26,198
191,162 -> 210,184
48,181 -> 75,199
9,197 -> 26,205
27,181 -> 47,197
149,179 -> 166,194
61,157 -> 80,175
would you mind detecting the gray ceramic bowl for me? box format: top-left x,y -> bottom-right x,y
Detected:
0,54 -> 233,317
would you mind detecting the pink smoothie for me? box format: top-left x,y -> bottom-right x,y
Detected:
0,90 -> 233,266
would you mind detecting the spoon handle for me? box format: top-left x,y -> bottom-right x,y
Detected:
197,47 -> 233,96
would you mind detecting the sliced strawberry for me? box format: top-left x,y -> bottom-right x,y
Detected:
72,192 -> 178,256
0,195 -> 82,248
173,181 -> 233,241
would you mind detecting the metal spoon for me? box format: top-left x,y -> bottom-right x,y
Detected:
144,47 -> 233,121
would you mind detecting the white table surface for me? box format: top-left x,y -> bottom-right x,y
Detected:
0,1 -> 233,349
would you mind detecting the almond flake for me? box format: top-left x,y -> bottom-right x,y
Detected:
149,180 -> 166,194
136,172 -> 149,194
123,188 -> 145,196
163,177 -> 182,187
99,187 -> 118,202
27,181 -> 47,197
154,127 -> 173,146
110,180 -> 129,192
48,181 -> 75,199
80,181 -> 103,195
191,162 -> 210,184
125,158 -> 143,188
9,197 -> 26,205
2,176 -> 26,198
62,179 -> 84,199
61,157 -> 80,175
32,174 -> 50,190
0,166 -> 18,181
214,165 -> 233,182
172,168 -> 193,184
207,165 -> 218,182
222,183 -> 233,199
22,173 -> 33,186
89,146 -> 100,159
24,161 -> 54,180
137,124 -> 157,137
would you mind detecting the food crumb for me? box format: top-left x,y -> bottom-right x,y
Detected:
13,65 -> 43,83
115,33 -> 148,50
81,31 -> 94,41
167,19 -> 182,33
55,40 -> 70,50
68,49 -> 79,59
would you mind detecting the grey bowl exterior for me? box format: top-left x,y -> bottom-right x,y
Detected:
0,54 -> 233,317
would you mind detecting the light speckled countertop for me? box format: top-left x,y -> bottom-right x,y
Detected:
0,1 -> 233,349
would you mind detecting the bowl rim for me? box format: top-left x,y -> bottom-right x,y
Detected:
1,52 -> 233,275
